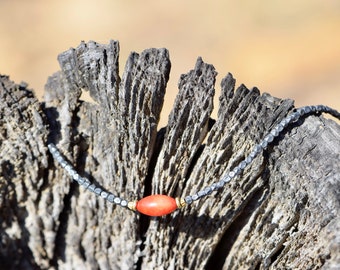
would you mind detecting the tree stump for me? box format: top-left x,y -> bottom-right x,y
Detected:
1,40 -> 339,269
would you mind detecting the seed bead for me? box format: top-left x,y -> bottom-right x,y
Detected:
113,197 -> 121,204
270,128 -> 279,137
197,190 -> 206,198
185,196 -> 193,204
290,112 -> 300,122
210,183 -> 219,191
303,106 -> 311,114
94,187 -> 102,195
204,186 -> 213,195
265,134 -> 274,143
191,194 -> 199,201
239,161 -> 247,169
216,180 -> 224,189
60,160 -> 67,168
260,140 -> 268,149
222,175 -> 231,183
120,200 -> 128,207
276,123 -> 285,132
254,144 -> 263,154
80,179 -> 88,187
228,171 -> 236,178
100,191 -> 109,199
245,155 -> 253,164
88,184 -> 96,192
107,194 -> 115,203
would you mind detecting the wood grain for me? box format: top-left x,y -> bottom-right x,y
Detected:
1,40 -> 339,269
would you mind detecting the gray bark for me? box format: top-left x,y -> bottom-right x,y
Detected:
0,40 -> 339,269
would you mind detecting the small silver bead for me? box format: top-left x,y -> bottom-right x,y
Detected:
88,184 -> 96,192
294,110 -> 302,117
197,190 -> 206,198
254,145 -> 262,153
314,105 -> 321,112
276,123 -> 285,132
245,156 -> 253,164
217,180 -> 225,188
289,112 -> 299,122
82,179 -> 91,188
281,117 -> 290,126
310,105 -> 316,112
222,175 -> 231,183
317,105 -> 326,112
48,145 -> 56,153
279,118 -> 290,128
65,165 -> 76,177
305,106 -> 312,113
73,173 -> 80,182
192,194 -> 199,201
264,134 -> 274,143
270,128 -> 279,137
78,177 -> 85,184
113,197 -> 121,204
260,140 -> 268,149
239,161 -> 247,169
120,200 -> 128,207
101,191 -> 108,199
107,194 -> 115,203
185,196 -> 193,204
54,151 -> 61,159
210,183 -> 219,191
60,160 -> 68,168
232,166 -> 241,176
204,186 -> 213,195
68,169 -> 77,178
94,188 -> 102,195
297,108 -> 306,115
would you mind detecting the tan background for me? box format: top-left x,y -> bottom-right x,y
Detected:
1,0 -> 339,126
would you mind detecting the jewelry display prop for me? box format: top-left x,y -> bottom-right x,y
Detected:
1,40 -> 340,269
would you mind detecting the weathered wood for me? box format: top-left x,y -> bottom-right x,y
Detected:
0,77 -> 49,269
1,40 -> 339,269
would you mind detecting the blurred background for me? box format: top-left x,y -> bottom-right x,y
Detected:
1,0 -> 339,126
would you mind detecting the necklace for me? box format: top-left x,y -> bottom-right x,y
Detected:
48,105 -> 340,217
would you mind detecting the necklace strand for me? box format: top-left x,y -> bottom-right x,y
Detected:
48,105 -> 340,216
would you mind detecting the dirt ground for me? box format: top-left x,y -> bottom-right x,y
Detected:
1,0 -> 339,126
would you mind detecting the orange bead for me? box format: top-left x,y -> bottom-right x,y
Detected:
136,195 -> 178,216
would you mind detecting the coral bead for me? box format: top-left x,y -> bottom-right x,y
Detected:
136,195 -> 178,216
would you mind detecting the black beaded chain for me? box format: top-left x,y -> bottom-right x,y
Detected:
48,105 -> 340,216
48,143 -> 130,208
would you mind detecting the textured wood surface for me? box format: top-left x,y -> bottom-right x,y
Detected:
1,40 -> 339,269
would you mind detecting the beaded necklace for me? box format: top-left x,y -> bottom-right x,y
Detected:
48,105 -> 340,216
